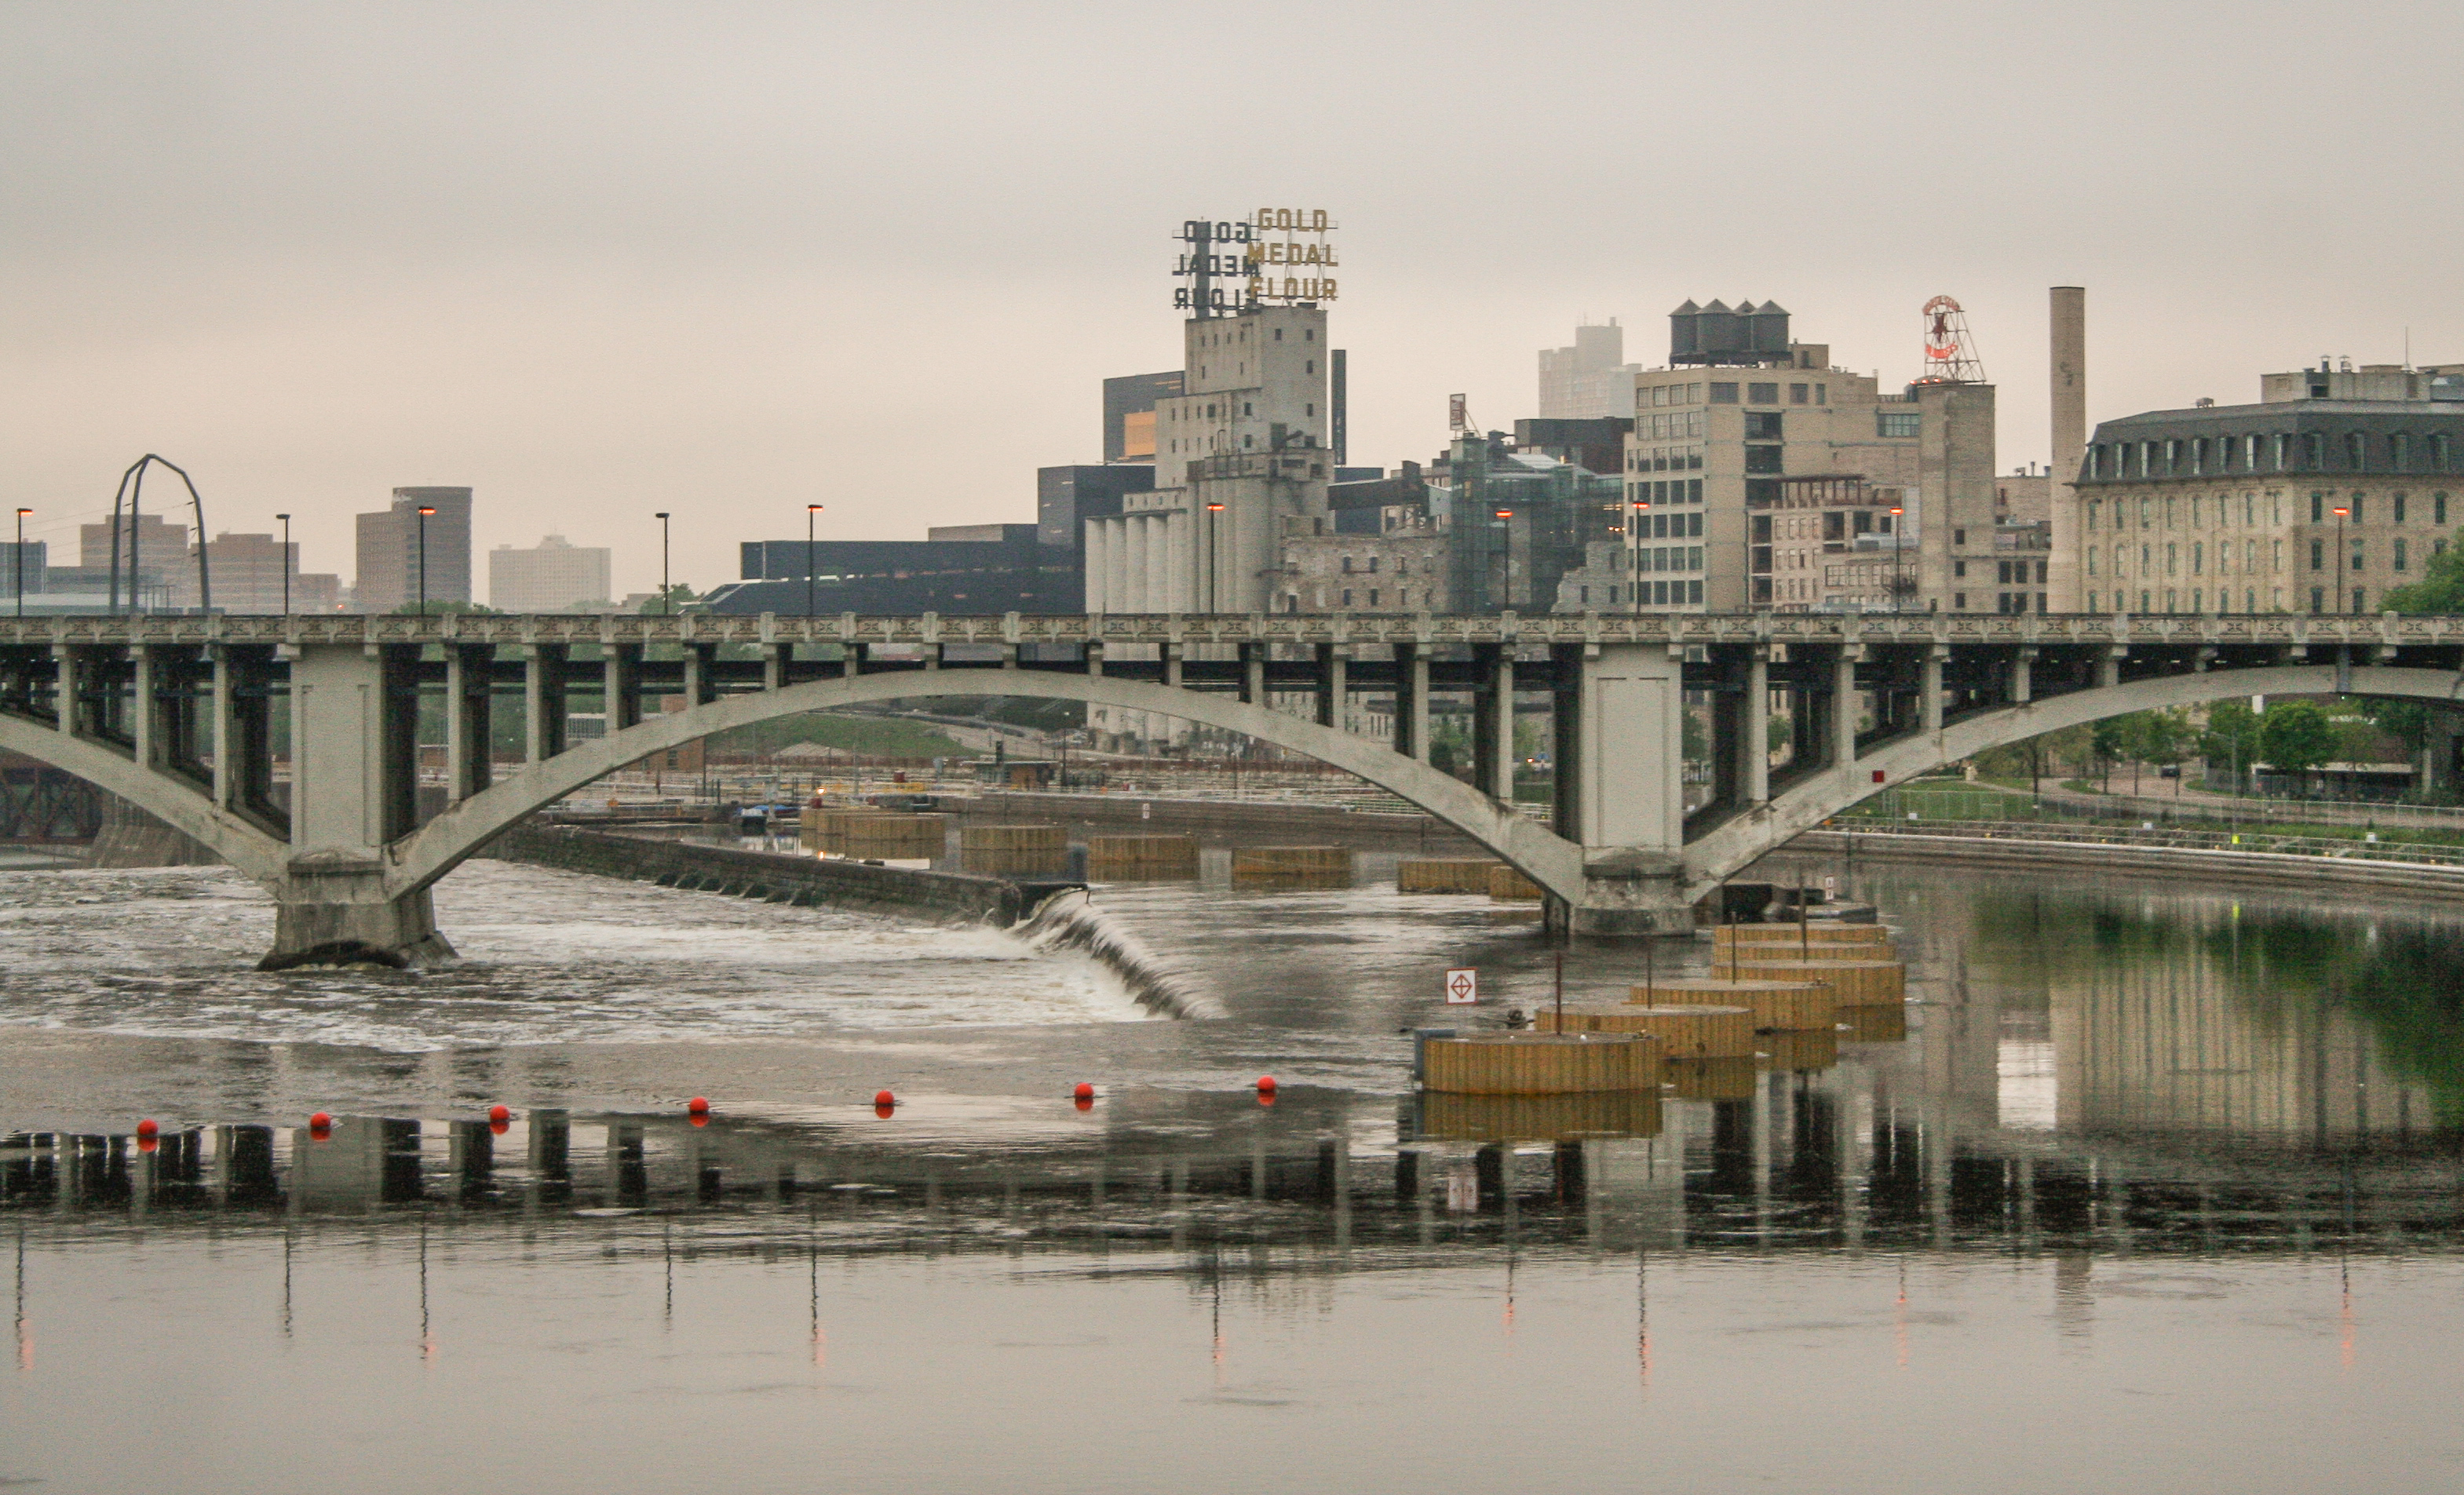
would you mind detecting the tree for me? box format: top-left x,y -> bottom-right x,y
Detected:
2384,536 -> 2464,614
2200,700 -> 2263,792
637,583 -> 701,614
2258,701 -> 2338,786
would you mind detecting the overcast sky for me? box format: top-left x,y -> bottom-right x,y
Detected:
6,1 -> 2460,600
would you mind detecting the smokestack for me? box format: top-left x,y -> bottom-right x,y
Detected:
2048,287 -> 2086,611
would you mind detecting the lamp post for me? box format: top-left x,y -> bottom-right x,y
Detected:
2333,504 -> 2349,614
415,505 -> 436,615
655,512 -> 671,614
1889,505 -> 1907,613
806,504 -> 823,617
275,513 -> 290,617
13,508 -> 28,619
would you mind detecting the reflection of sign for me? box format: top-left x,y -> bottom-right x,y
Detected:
1444,968 -> 1479,1005
1170,210 -> 1340,312
1448,394 -> 1468,432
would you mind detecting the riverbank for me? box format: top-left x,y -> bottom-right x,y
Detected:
1783,825 -> 2464,899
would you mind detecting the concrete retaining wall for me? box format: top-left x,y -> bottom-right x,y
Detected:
1779,829 -> 2464,901
482,822 -> 1039,923
958,789 -> 1485,854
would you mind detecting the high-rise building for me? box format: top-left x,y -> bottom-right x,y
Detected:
1085,303 -> 1334,614
1036,465 -> 1153,551
1103,371 -> 1184,465
2,541 -> 45,601
1538,320 -> 1643,420
2068,359 -> 2464,618
355,487 -> 472,611
488,534 -> 612,612
166,533 -> 341,613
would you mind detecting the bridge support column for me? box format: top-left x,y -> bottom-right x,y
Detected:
1831,647 -> 1860,771
524,645 -> 568,764
1550,644 -> 1584,841
1741,647 -> 1770,805
2009,647 -> 2035,706
1921,647 -> 1945,735
268,641 -> 455,969
1392,643 -> 1429,762
1572,642 -> 1689,936
1314,644 -> 1346,728
447,644 -> 495,804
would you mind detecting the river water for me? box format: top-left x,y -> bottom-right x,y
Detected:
5,849 -> 2463,1493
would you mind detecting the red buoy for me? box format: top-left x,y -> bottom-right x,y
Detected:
1074,1096 -> 1093,1113
487,1104 -> 510,1125
874,1089 -> 896,1108
135,1118 -> 159,1140
874,1101 -> 896,1119
1255,1075 -> 1277,1092
490,1119 -> 511,1136
688,1113 -> 708,1128
137,1135 -> 158,1154
687,1096 -> 710,1116
1073,1082 -> 1094,1102
1257,1090 -> 1277,1107
308,1111 -> 333,1139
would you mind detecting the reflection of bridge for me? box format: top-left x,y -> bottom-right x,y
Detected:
7,610 -> 2464,964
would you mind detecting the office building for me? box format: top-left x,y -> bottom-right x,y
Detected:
2,541 -> 45,601
1538,320 -> 1643,420
1104,372 -> 1184,464
2068,359 -> 2464,616
489,534 -> 612,612
355,487 -> 473,612
166,532 -> 342,613
709,525 -> 1079,614
1036,465 -> 1154,550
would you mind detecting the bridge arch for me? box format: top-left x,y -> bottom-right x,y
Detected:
394,671 -> 1585,902
0,715 -> 286,884
1681,663 -> 2464,899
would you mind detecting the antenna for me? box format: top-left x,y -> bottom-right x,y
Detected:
1915,295 -> 1987,384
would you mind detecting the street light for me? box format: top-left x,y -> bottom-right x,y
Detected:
806,504 -> 823,617
1889,505 -> 1906,613
275,513 -> 290,617
415,505 -> 436,615
655,512 -> 671,614
2332,505 -> 2349,614
13,508 -> 28,620
1204,501 -> 1225,613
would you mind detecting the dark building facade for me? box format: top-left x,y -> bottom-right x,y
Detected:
712,530 -> 1080,615
1102,372 -> 1183,465
1036,465 -> 1154,550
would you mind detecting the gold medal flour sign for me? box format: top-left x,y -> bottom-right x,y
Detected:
1171,210 -> 1338,312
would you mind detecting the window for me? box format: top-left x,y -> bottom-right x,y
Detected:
2351,494 -> 2364,522
2393,434 -> 2410,471
1399,589 -> 1410,607
2192,542 -> 2204,574
2396,494 -> 2408,523
2354,588 -> 2367,613
2311,587 -> 2325,614
1954,528 -> 1966,545
1789,383 -> 1809,404
1748,382 -> 1780,404
1367,589 -> 1379,607
1367,556 -> 1378,573
1878,411 -> 1921,438
1955,593 -> 1968,611
2396,538 -> 2409,572
1341,589 -> 1352,607
1815,385 -> 1827,405
2351,540 -> 2364,572
1710,383 -> 1739,403
2086,551 -> 2097,576
2311,539 -> 2324,570
2347,432 -> 2367,469
1340,556 -> 1352,574
1744,446 -> 1783,475
2305,432 -> 2325,469
2441,493 -> 2451,525
1956,560 -> 1968,578
1745,412 -> 1783,439
2311,493 -> 2323,523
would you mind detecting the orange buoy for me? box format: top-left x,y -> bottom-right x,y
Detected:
490,1119 -> 511,1136
1255,1076 -> 1277,1092
1257,1090 -> 1276,1107
874,1100 -> 895,1119
1073,1083 -> 1094,1102
135,1118 -> 159,1140
688,1113 -> 708,1128
487,1104 -> 510,1125
687,1096 -> 710,1116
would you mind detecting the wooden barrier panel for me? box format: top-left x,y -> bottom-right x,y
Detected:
1420,1033 -> 1661,1095
960,823 -> 1068,876
1839,1003 -> 1910,1043
1626,977 -> 1834,1031
1086,833 -> 1199,880
1397,858 -> 1498,894
1714,922 -> 1893,947
802,811 -> 947,859
1233,845 -> 1352,888
1416,1088 -> 1663,1142
1554,1004 -> 1754,1058
1664,1056 -> 1758,1101
1724,958 -> 1905,1003
1757,1028 -> 1841,1073
1488,864 -> 1545,902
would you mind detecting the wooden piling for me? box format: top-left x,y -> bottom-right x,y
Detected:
1397,858 -> 1498,894
959,823 -> 1068,876
1626,977 -> 1835,1031
1663,1056 -> 1758,1101
1722,957 -> 1905,1003
1487,864 -> 1545,902
1086,833 -> 1199,880
1757,1028 -> 1841,1074
1232,845 -> 1352,888
1547,1003 -> 1754,1058
1416,1088 -> 1663,1142
1838,1003 -> 1910,1043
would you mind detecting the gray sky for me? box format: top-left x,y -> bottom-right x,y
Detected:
6,1 -> 2460,600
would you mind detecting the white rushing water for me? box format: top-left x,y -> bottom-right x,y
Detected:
0,860 -> 1152,1051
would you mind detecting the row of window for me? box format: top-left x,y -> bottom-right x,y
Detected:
1284,586 -> 1415,611
1334,554 -> 1410,574
2090,431 -> 2458,479
1626,511 -> 1703,540
1629,447 -> 1704,473
2086,490 -> 2453,531
1639,411 -> 1707,440
1625,545 -> 1703,574
1572,579 -> 1704,607
1626,479 -> 1705,505
1703,382 -> 1828,407
2088,534 -> 2449,580
2083,588 -> 2375,615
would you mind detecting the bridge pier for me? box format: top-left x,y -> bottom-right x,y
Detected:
261,863 -> 454,971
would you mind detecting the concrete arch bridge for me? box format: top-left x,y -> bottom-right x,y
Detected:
4,610 -> 2459,967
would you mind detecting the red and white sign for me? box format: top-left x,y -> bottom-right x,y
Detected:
1444,968 -> 1479,1005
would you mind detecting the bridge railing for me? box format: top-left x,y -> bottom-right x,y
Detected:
1823,815 -> 2464,868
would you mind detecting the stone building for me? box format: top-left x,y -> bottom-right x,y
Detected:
2071,361 -> 2464,616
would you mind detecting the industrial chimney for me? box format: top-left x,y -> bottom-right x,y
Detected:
2047,287 -> 2086,611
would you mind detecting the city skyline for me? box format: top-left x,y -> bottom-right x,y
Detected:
4,3 -> 2459,600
